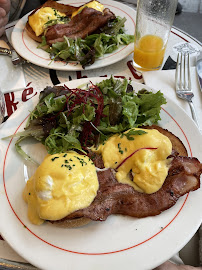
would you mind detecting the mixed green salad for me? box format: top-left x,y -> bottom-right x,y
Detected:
39,16 -> 134,68
9,77 -> 166,163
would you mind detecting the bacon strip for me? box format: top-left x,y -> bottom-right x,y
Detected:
52,155 -> 201,223
45,7 -> 115,45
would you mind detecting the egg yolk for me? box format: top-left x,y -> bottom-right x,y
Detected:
94,128 -> 172,194
23,152 -> 99,225
28,7 -> 66,36
71,1 -> 104,18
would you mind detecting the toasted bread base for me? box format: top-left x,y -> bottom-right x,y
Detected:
48,217 -> 91,228
25,22 -> 42,43
144,125 -> 188,157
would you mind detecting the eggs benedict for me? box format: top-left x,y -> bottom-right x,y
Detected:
71,1 -> 104,18
25,0 -> 115,44
28,7 -> 66,37
94,128 -> 172,194
25,0 -> 79,42
23,152 -> 99,225
23,127 -> 201,226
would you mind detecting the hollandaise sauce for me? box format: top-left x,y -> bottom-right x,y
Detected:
23,152 -> 99,225
133,35 -> 166,71
28,7 -> 66,36
71,1 -> 104,18
94,128 -> 172,194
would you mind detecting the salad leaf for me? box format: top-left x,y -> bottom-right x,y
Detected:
135,90 -> 167,126
120,129 -> 147,140
97,16 -> 126,35
40,16 -> 134,68
9,77 -> 166,162
122,95 -> 139,127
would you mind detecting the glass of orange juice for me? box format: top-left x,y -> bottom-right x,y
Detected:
133,0 -> 178,71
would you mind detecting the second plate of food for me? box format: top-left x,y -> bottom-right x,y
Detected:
11,0 -> 135,71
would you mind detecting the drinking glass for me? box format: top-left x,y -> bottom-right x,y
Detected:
0,90 -> 5,124
133,0 -> 178,71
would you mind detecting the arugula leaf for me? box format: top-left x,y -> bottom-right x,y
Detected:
98,16 -> 126,35
37,35 -> 47,48
39,16 -> 134,68
15,136 -> 39,165
120,129 -> 147,140
45,132 -> 84,154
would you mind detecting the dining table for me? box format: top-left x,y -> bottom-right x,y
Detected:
0,1 -> 202,269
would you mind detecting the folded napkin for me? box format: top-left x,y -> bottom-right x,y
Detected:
142,67 -> 202,132
0,23 -> 26,94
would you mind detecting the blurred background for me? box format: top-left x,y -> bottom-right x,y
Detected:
174,0 -> 202,42
110,0 -> 202,42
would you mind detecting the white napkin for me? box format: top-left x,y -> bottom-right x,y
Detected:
0,22 -> 26,94
142,68 -> 202,132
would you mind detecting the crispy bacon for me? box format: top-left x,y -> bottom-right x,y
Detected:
45,7 -> 115,45
52,153 -> 201,223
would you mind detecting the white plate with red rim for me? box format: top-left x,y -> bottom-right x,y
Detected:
11,0 -> 135,71
0,78 -> 202,270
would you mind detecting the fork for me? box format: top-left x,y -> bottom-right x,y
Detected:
175,52 -> 199,127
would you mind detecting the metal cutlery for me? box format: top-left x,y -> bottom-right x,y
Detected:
0,47 -> 12,56
196,51 -> 202,92
0,34 -> 27,65
0,46 -> 27,65
0,258 -> 37,270
175,52 -> 199,127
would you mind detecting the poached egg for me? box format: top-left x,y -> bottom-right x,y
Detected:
94,128 -> 172,194
28,7 -> 66,36
71,1 -> 104,18
23,152 -> 99,225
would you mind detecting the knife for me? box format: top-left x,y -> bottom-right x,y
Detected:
196,51 -> 202,91
0,34 -> 27,65
0,46 -> 26,65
